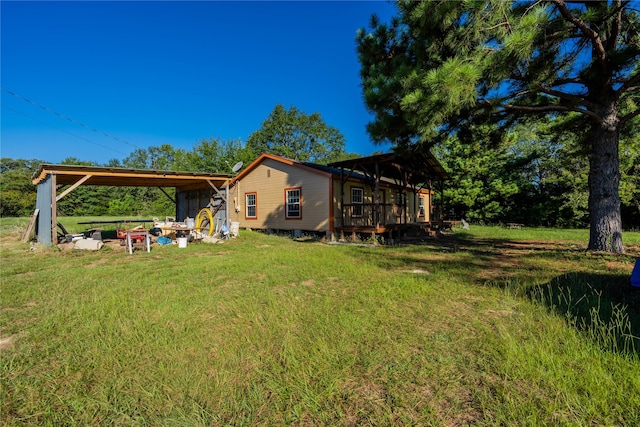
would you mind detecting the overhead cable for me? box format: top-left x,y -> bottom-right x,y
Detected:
1,87 -> 142,150
1,103 -> 128,156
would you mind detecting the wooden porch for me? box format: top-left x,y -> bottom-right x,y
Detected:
328,150 -> 450,241
337,203 -> 438,240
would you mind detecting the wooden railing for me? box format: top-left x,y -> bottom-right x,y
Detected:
341,203 -> 408,228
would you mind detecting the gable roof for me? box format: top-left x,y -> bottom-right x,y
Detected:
231,153 -> 334,183
233,152 -> 448,188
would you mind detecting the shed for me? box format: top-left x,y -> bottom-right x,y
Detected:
31,164 -> 231,246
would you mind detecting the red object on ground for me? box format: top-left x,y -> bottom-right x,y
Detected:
117,228 -> 146,242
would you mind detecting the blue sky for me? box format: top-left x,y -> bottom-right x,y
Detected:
1,0 -> 396,164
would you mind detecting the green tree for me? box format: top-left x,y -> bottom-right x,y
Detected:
56,157 -> 112,216
358,0 -> 639,252
0,158 -> 44,217
121,144 -> 188,170
247,104 -> 347,164
619,128 -> 640,227
432,125 -> 529,223
184,138 -> 255,173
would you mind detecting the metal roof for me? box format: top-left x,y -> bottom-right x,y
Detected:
32,164 -> 231,191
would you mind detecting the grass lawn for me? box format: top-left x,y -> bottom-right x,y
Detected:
1,218 -> 639,425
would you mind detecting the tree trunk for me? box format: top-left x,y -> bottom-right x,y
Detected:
587,109 -> 624,253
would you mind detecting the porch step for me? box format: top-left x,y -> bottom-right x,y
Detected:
402,225 -> 436,239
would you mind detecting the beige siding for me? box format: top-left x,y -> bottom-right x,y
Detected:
230,159 -> 331,232
332,179 -> 342,228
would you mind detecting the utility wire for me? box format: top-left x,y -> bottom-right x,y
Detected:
1,103 -> 129,156
1,87 -> 142,150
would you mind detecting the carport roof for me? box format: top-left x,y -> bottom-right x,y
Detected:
32,164 -> 231,191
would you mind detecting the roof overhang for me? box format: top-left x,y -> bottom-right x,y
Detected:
32,164 -> 231,192
328,151 -> 449,185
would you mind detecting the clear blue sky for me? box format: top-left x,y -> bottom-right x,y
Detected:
1,0 -> 396,165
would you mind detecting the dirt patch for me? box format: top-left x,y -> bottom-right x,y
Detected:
86,258 -> 109,268
0,335 -> 17,351
402,269 -> 430,275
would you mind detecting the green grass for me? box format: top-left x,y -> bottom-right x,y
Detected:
454,224 -> 640,245
1,220 -> 639,425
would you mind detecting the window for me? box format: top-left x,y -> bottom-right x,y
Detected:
351,187 -> 363,217
418,196 -> 425,217
245,193 -> 257,219
285,188 -> 301,219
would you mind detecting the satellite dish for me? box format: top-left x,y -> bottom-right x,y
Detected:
231,161 -> 243,173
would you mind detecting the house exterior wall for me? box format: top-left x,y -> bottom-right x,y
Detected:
417,189 -> 432,223
230,158 -> 332,232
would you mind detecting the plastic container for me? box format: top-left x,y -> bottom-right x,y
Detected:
185,217 -> 195,228
230,222 -> 240,237
177,237 -> 188,248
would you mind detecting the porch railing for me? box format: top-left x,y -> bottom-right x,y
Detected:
341,203 -> 410,228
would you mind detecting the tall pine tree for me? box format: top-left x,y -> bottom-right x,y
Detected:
358,0 -> 639,252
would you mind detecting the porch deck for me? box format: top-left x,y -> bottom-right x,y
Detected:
337,203 -> 434,239
336,203 -> 460,240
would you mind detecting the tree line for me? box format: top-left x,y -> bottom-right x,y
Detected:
1,103 -> 638,228
0,105 -> 356,218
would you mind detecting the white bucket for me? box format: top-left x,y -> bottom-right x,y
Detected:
185,217 -> 195,228
230,222 -> 240,237
177,237 -> 188,248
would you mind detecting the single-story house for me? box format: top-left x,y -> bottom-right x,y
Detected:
29,151 -> 448,246
228,151 -> 449,239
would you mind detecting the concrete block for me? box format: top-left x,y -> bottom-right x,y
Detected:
75,238 -> 104,251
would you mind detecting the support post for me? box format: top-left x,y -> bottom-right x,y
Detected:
340,167 -> 345,229
226,182 -> 230,230
51,173 -> 57,244
374,161 -> 380,228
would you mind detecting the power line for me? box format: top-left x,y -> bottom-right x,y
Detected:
1,103 -> 129,156
1,87 -> 142,150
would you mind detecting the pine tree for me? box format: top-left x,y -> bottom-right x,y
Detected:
357,0 -> 639,252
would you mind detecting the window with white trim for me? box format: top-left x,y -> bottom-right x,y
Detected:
418,196 -> 425,217
245,193 -> 257,219
351,187 -> 363,217
285,188 -> 301,219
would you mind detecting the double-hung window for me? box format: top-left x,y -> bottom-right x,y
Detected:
418,196 -> 425,218
351,187 -> 364,217
285,188 -> 301,219
245,192 -> 257,219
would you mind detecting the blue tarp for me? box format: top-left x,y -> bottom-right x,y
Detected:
632,258 -> 640,288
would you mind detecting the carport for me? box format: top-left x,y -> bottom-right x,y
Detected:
31,164 -> 231,246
